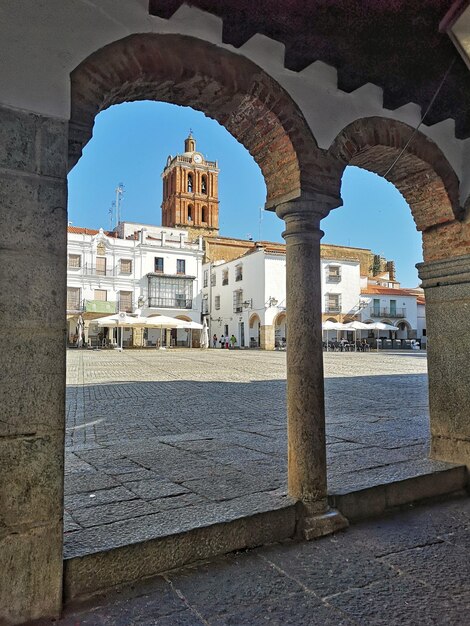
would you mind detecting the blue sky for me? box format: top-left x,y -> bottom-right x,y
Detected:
68,101 -> 423,287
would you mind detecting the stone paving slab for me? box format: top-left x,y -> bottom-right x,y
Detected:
64,349 -> 450,557
40,498 -> 470,625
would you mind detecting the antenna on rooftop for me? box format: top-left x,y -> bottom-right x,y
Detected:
115,183 -> 125,228
109,201 -> 115,231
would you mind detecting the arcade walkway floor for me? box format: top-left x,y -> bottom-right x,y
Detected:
42,497 -> 470,625
64,348 -> 459,560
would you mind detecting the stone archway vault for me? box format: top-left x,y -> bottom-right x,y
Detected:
3,27 -> 469,626
327,116 -> 470,472
69,33 -> 338,210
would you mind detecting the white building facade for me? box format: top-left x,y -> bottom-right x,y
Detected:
67,221 -> 204,347
202,246 -> 426,350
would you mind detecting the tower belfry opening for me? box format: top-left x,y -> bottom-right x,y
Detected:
161,133 -> 220,237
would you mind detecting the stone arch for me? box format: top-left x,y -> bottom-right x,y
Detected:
396,319 -> 412,340
187,204 -> 194,223
328,117 -> 462,236
249,313 -> 261,348
69,33 -> 333,209
273,311 -> 287,348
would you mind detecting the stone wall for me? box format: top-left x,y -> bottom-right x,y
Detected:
0,105 -> 67,624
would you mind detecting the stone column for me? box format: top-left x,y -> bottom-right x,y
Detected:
260,324 -> 275,350
276,198 -> 348,539
418,256 -> 470,468
0,105 -> 68,624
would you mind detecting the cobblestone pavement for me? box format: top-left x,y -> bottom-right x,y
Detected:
48,497 -> 470,625
64,349 -> 441,557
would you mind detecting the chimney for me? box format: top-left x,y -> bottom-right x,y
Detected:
140,228 -> 146,244
161,231 -> 166,246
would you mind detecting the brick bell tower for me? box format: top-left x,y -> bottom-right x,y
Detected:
161,132 -> 220,237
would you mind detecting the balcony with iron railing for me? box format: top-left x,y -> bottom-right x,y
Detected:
67,263 -> 134,277
370,307 -> 406,318
325,304 -> 342,313
148,296 -> 192,309
66,299 -> 135,314
326,273 -> 341,283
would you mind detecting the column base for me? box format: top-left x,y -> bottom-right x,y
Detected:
298,503 -> 349,540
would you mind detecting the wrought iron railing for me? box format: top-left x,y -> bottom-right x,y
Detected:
148,297 -> 192,309
371,307 -> 406,318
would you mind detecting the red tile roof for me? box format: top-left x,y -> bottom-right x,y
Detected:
68,226 -> 118,237
361,286 -> 422,297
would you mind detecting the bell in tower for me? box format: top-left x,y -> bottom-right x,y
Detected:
161,134 -> 220,238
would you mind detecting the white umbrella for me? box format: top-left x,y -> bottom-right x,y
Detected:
200,318 -> 209,349
76,314 -> 84,348
322,321 -> 345,351
177,320 -> 203,330
366,321 -> 397,351
95,313 -> 144,327
95,312 -> 146,350
343,321 -> 371,351
142,315 -> 188,329
142,315 -> 187,349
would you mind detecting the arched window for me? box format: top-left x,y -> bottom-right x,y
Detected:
201,174 -> 207,194
187,172 -> 193,193
201,206 -> 208,223
187,204 -> 193,222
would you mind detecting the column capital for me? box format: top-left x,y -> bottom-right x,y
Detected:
275,194 -> 342,241
417,254 -> 470,288
275,193 -> 342,223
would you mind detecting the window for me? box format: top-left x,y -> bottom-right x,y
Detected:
233,289 -> 243,313
94,289 -> 107,301
325,293 -> 341,313
373,298 -> 380,316
67,287 -> 81,310
187,204 -> 193,222
120,259 -> 132,274
222,269 -> 229,285
154,257 -> 164,273
201,175 -> 207,194
224,324 -> 229,336
235,264 -> 243,281
327,265 -> 341,282
177,259 -> 186,275
96,256 -> 106,276
68,254 -> 81,268
215,295 -> 220,310
211,273 -> 216,286
203,269 -> 208,288
148,275 -> 194,309
390,299 -> 397,316
202,206 -> 208,222
119,291 -> 133,313
202,296 -> 209,314
187,173 -> 193,193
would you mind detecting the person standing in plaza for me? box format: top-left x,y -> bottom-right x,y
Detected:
225,335 -> 230,349
220,334 -> 225,348
212,334 -> 217,348
230,334 -> 237,349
